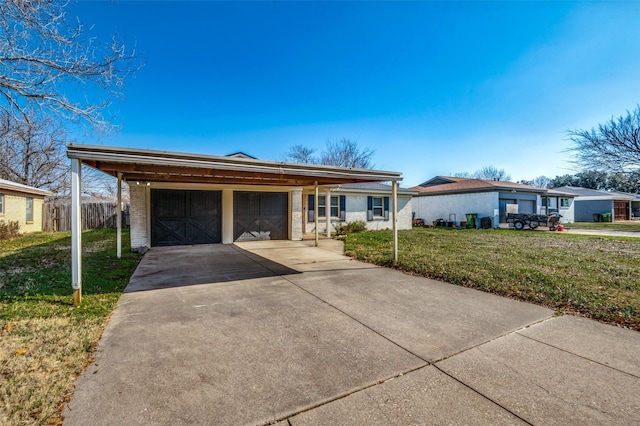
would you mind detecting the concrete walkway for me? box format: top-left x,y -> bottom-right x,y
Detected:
562,228 -> 640,238
64,240 -> 640,425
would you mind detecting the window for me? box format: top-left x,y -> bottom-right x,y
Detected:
372,197 -> 383,217
0,194 -> 3,214
330,196 -> 339,218
317,196 -> 326,218
26,197 -> 33,222
367,196 -> 389,221
308,194 -> 346,222
318,196 -> 340,218
541,197 -> 548,207
560,198 -> 570,208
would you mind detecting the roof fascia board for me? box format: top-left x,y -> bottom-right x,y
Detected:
0,182 -> 52,197
67,144 -> 402,182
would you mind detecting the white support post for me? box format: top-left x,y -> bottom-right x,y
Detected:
314,182 -> 319,247
71,159 -> 82,304
325,188 -> 331,238
116,172 -> 122,259
392,180 -> 398,264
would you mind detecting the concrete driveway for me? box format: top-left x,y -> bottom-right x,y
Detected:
65,240 -> 640,425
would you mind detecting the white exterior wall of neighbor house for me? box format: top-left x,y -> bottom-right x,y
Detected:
558,198 -> 575,223
413,192 -> 499,227
304,194 -> 413,234
0,192 -> 46,233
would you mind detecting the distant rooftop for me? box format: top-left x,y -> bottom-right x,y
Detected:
0,178 -> 52,197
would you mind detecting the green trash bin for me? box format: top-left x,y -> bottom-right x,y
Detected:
465,213 -> 478,229
601,213 -> 612,222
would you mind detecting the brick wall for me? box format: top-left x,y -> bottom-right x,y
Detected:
0,193 -> 45,233
129,185 -> 148,249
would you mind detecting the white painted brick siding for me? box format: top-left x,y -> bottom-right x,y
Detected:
290,188 -> 303,240
305,194 -> 413,233
129,185 -> 149,249
412,192 -> 499,227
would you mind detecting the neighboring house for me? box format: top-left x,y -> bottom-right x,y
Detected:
411,176 -> 575,227
0,178 -> 52,233
66,144 -> 406,250
554,186 -> 638,222
303,182 -> 416,236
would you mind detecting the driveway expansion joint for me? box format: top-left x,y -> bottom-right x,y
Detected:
429,315 -> 555,364
515,330 -> 640,380
260,364 -> 430,426
432,364 -> 535,426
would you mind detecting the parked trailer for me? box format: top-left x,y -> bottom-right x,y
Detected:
507,212 -> 562,231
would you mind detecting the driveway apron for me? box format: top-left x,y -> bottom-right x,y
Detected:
64,240 -> 640,425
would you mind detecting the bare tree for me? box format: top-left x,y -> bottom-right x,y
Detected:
0,0 -> 139,129
531,175 -> 550,188
0,113 -> 68,194
319,138 -> 374,169
455,166 -> 512,181
568,105 -> 640,174
284,144 -> 317,164
473,166 -> 512,181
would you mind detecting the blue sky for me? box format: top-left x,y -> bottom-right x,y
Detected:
70,1 -> 640,187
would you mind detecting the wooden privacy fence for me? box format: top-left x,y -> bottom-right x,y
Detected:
43,202 -> 130,232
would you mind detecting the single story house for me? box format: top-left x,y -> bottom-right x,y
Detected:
554,186 -> 638,222
66,144 -> 408,303
0,178 -> 52,233
304,182 -> 416,236
410,176 -> 575,227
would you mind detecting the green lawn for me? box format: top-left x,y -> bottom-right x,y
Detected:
0,229 -> 142,425
344,228 -> 640,331
567,221 -> 640,232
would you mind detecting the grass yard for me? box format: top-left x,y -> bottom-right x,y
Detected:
344,227 -> 640,331
567,221 -> 640,232
0,229 -> 142,425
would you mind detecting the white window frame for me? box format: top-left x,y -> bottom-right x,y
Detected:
560,198 -> 570,208
372,196 -> 383,218
318,195 -> 340,219
26,197 -> 34,222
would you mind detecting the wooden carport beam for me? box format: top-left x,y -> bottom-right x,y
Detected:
315,182 -> 319,247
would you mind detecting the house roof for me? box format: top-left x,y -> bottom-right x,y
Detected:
546,188 -> 577,197
0,178 -> 53,197
410,176 -> 546,196
336,182 -> 417,195
554,186 -> 637,200
66,144 -> 403,187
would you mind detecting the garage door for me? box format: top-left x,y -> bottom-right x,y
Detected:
234,192 -> 288,241
519,200 -> 535,214
151,189 -> 222,246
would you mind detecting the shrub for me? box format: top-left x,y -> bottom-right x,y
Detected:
335,220 -> 367,236
0,220 -> 21,240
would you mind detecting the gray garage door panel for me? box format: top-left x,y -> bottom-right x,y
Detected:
234,192 -> 288,241
151,190 -> 222,246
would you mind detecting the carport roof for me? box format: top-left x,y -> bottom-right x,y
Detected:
67,143 -> 403,186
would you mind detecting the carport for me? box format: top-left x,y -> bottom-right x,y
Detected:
66,143 -> 403,304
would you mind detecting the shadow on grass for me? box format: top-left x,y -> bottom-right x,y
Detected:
0,229 -> 142,299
